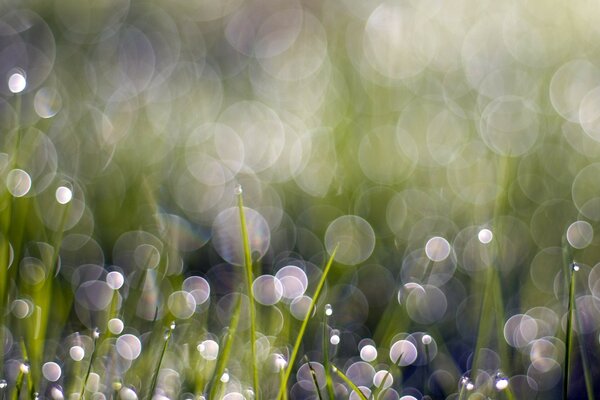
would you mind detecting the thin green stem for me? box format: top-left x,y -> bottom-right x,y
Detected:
237,191 -> 259,398
276,246 -> 337,400
80,330 -> 99,399
148,323 -> 175,398
304,356 -> 324,400
208,292 -> 242,399
563,264 -> 576,400
322,314 -> 336,400
331,365 -> 369,400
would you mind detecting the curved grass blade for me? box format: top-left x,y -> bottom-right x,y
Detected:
80,329 -> 99,398
148,322 -> 175,398
237,189 -> 260,398
276,246 -> 337,400
304,356 -> 323,400
331,364 -> 369,400
208,291 -> 242,399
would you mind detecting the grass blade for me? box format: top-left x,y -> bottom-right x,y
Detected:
331,364 -> 369,400
562,262 -> 576,400
208,291 -> 243,399
322,310 -> 336,400
304,356 -> 324,400
237,189 -> 260,398
276,246 -> 337,400
148,322 -> 175,398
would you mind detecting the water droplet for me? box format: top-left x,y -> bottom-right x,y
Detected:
220,371 -> 230,383
0,379 -> 7,389
573,263 -> 580,272
20,362 -> 30,374
460,376 -> 474,391
325,304 -> 333,316
93,327 -> 100,339
478,228 -> 493,244
234,184 -> 243,195
170,321 -> 176,330
495,372 -> 509,390
8,69 -> 26,93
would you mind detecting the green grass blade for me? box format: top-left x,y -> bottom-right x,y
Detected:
148,323 -> 175,398
304,356 -> 324,400
276,246 -> 337,400
563,263 -> 576,400
322,313 -> 336,400
208,291 -> 243,399
331,365 -> 369,400
237,190 -> 259,398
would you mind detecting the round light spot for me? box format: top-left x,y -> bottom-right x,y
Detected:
116,334 -> 142,360
425,236 -> 451,262
252,274 -> 283,305
6,169 -> 31,197
389,340 -> 417,366
168,290 -> 196,319
566,221 -> 593,249
325,215 -> 376,265
69,346 -> 85,361
182,276 -> 211,305
34,87 -> 62,118
8,71 -> 26,93
360,344 -> 378,362
197,339 -> 219,360
11,299 -> 31,319
42,362 -> 61,382
289,295 -> 313,320
330,334 -> 340,345
108,318 -> 124,335
55,186 -> 72,204
373,370 -> 393,389
106,271 -> 124,290
478,228 -> 493,244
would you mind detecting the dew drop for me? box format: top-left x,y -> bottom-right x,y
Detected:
325,303 -> 333,316
234,184 -> 243,195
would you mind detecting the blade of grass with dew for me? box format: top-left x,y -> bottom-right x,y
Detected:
562,262 -> 577,400
79,329 -> 99,398
371,352 -> 405,400
237,189 -> 259,398
148,322 -> 175,398
331,365 -> 369,400
276,246 -> 337,400
208,290 -> 242,399
322,314 -> 335,400
304,356 -> 324,400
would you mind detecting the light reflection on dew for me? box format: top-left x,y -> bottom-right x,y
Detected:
6,169 -> 32,197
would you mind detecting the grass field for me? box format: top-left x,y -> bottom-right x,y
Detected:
1,0 -> 600,398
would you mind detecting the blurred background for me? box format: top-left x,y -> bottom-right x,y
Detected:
1,0 -> 600,398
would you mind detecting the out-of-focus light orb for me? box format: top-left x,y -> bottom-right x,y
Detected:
69,345 -> 85,361
325,215 -> 376,265
11,299 -> 31,319
6,169 -> 31,197
8,71 -> 26,93
425,236 -> 451,262
389,340 -> 417,366
421,334 -> 432,345
119,387 -> 138,400
495,377 -> 509,390
360,344 -> 378,362
116,334 -> 142,360
252,274 -> 283,306
478,228 -> 493,244
42,362 -> 61,382
330,334 -> 340,345
566,220 -> 593,249
55,186 -> 73,204
108,318 -> 124,335
325,303 -> 333,316
34,87 -> 62,118
373,370 -> 393,389
197,339 -> 219,360
220,372 -> 230,383
168,290 -> 196,319
106,271 -> 124,290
